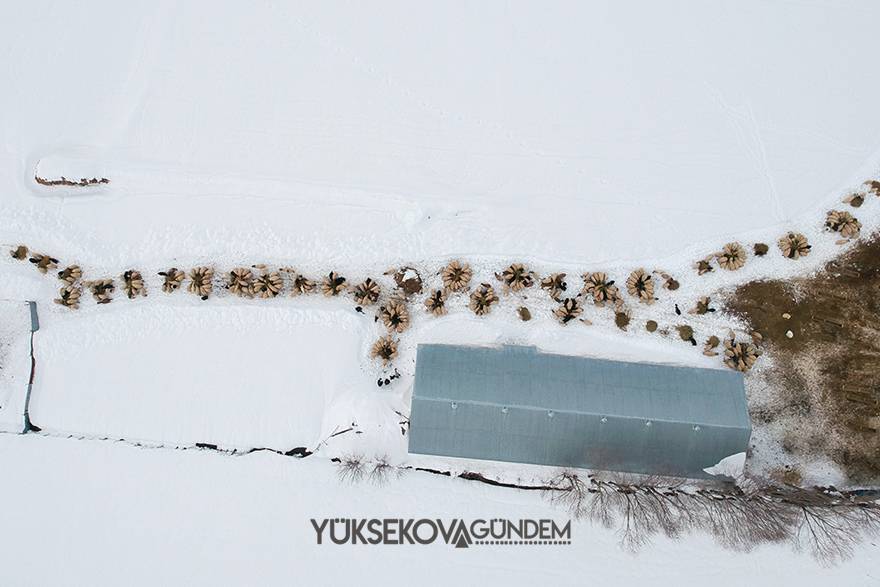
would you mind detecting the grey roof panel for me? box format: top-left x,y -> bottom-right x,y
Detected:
408,344 -> 751,478
413,344 -> 748,428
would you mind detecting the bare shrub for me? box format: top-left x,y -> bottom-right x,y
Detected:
369,456 -> 397,485
547,471 -> 591,519
545,472 -> 880,564
336,454 -> 366,483
697,487 -> 793,552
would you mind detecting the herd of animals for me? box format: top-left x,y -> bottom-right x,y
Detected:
8,178 -> 877,376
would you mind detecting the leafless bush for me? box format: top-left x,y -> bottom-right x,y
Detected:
782,486 -> 880,565
548,471 -> 591,519
545,471 -> 880,564
336,454 -> 366,483
368,455 -> 397,485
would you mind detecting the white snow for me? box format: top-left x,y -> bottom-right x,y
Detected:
704,452 -> 747,479
2,2 -> 880,267
0,434 -> 877,587
30,304 -> 375,450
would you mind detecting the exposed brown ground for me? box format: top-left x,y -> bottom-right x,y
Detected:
727,236 -> 880,484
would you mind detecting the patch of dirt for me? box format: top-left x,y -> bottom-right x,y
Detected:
726,235 -> 880,483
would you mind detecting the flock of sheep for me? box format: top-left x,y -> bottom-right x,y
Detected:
9,180 -> 876,376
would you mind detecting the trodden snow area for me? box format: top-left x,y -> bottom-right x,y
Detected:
1,1 -> 880,586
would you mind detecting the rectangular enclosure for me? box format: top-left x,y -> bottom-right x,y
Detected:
29,305 -> 368,451
408,344 -> 751,478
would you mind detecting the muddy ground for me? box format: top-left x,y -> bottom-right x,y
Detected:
726,235 -> 880,484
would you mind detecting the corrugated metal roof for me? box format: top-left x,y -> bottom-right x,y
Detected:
408,344 -> 751,478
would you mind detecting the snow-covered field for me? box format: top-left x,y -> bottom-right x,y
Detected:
0,434 -> 877,586
30,304 -> 375,451
2,1 -> 880,584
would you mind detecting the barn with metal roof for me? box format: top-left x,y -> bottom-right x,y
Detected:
407,344 -> 750,478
